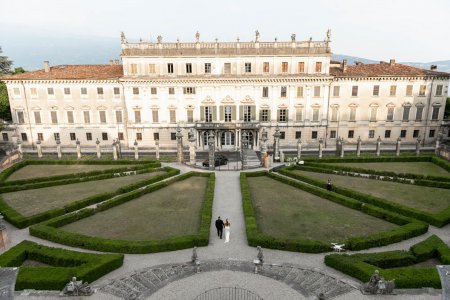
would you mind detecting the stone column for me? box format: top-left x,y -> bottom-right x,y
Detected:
56,138 -> 62,159
241,137 -> 248,170
416,137 -> 421,156
134,140 -> 139,160
260,128 -> 268,167
297,139 -> 302,159
396,137 -> 401,156
356,136 -> 362,157
188,130 -> 197,165
76,139 -> 81,159
318,138 -> 323,159
155,139 -> 160,160
435,133 -> 442,155
112,140 -> 118,161
17,139 -> 23,157
36,140 -> 43,158
208,132 -> 215,170
273,126 -> 281,162
335,137 -> 341,156
176,126 -> 184,163
96,139 -> 101,159
376,136 -> 382,157
340,138 -> 345,158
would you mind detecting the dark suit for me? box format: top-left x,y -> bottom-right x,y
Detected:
215,218 -> 224,239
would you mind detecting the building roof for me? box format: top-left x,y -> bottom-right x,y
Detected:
1,65 -> 123,81
330,62 -> 449,77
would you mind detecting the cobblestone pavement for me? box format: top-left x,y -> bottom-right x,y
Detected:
2,162 -> 446,299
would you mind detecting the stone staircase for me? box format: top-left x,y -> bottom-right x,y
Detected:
244,149 -> 261,168
97,260 -> 356,300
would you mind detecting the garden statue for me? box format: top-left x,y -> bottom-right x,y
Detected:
62,277 -> 93,296
191,246 -> 198,263
362,270 -> 395,294
362,270 -> 380,294
257,246 -> 264,264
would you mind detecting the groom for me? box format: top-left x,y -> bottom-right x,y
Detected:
215,216 -> 224,239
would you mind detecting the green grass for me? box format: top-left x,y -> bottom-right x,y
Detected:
2,172 -> 165,217
61,176 -> 208,240
322,162 -> 449,177
247,176 -> 397,243
292,170 -> 450,214
6,164 -> 129,181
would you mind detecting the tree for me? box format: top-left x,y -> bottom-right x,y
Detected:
0,47 -> 13,121
445,97 -> 450,119
14,67 -> 25,74
0,47 -> 12,74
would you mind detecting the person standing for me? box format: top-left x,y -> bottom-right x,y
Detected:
224,219 -> 231,243
215,216 -> 224,239
326,178 -> 333,191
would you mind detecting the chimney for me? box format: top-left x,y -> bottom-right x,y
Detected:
43,61 -> 50,72
430,65 -> 437,71
342,59 -> 348,72
109,59 -> 113,65
114,59 -> 120,65
389,59 -> 396,66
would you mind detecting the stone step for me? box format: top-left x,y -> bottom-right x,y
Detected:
131,273 -> 157,290
298,272 -> 323,290
151,268 -> 169,281
110,280 -> 140,300
141,270 -> 163,286
120,276 -> 148,292
325,281 -> 355,298
101,284 -> 133,300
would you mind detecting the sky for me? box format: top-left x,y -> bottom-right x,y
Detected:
0,0 -> 449,68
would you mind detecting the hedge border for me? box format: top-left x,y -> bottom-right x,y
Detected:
0,167 -> 180,229
29,171 -> 215,253
325,235 -> 449,289
280,166 -> 450,227
241,171 -> 427,253
0,240 -> 123,291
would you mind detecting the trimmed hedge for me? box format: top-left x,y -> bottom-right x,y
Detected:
325,235 -> 449,288
0,167 -> 180,228
29,172 -> 215,253
240,171 -> 427,253
280,166 -> 450,227
0,240 -> 123,290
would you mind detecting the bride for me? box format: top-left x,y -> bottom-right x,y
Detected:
224,219 -> 231,243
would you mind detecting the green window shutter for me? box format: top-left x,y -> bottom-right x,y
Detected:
212,106 -> 217,121
219,106 -> 224,121
259,109 -> 262,121
251,105 -> 256,120
231,106 -> 236,120
277,109 -> 280,121
286,109 -> 289,121
268,109 -> 271,121
239,105 -> 244,120
200,106 -> 205,121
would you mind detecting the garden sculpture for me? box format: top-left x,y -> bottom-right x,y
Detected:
62,277 -> 93,296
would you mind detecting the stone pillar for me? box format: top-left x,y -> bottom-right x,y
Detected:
318,138 -> 323,159
208,132 -> 215,170
112,140 -> 118,161
188,130 -> 197,165
435,133 -> 442,154
396,137 -> 401,157
297,139 -> 302,159
36,140 -> 43,158
260,128 -> 268,168
76,139 -> 81,159
335,137 -> 341,156
273,126 -> 281,162
56,139 -> 62,159
96,139 -> 101,159
134,140 -> 139,160
416,137 -> 421,156
340,138 -> 345,158
176,126 -> 184,163
242,137 -> 248,170
356,136 -> 362,157
376,136 -> 381,157
17,140 -> 23,157
155,139 -> 160,160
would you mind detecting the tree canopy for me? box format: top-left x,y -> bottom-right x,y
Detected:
0,47 -> 12,75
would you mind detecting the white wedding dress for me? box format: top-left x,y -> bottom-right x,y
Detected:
224,225 -> 230,243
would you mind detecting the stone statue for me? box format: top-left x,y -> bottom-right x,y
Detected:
362,270 -> 380,294
191,246 -> 198,263
62,277 -> 92,296
291,33 -> 296,42
362,270 -> 395,294
120,31 -> 127,43
195,31 -> 200,42
257,246 -> 264,264
255,30 -> 260,42
157,35 -> 162,43
326,29 -> 331,41
378,277 -> 395,294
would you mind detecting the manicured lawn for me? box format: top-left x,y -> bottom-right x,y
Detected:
322,162 -> 449,177
246,176 -> 397,243
61,176 -> 208,240
6,164 -> 129,181
292,170 -> 450,214
2,172 -> 165,216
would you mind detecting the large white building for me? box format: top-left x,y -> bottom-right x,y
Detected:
1,31 -> 449,152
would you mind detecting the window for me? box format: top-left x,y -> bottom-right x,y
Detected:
116,110 -> 123,123
224,106 -> 232,122
186,63 -> 192,74
369,130 -> 375,138
136,133 -> 142,141
50,111 -> 58,124
17,111 -> 25,124
134,110 -> 141,123
429,130 -> 435,138
297,86 -> 304,98
402,107 -> 410,121
415,107 -> 423,121
2,133 -> 8,141
118,132 -> 124,140
243,106 -> 252,122
260,109 -> 269,122
38,133 -> 44,141
352,86 -> 358,97
432,107 -> 440,120
314,86 -> 321,97
263,62 -> 269,73
295,131 -> 302,139
384,130 -> 391,138
169,87 -> 175,95
99,111 -> 106,123
312,131 -> 318,139
67,111 -> 74,124
280,86 -> 287,98
315,62 -> 322,72
64,87 -> 71,95
130,64 -> 137,74
262,87 -> 269,98
348,130 -> 354,138
349,107 -> 356,121
373,85 -> 380,96
279,132 -> 285,139
69,132 -> 76,141
204,63 -> 211,74
370,107 -> 378,122
114,87 -> 120,96
33,111 -> 41,124
413,130 -> 420,138
170,110 -> 176,123
183,87 -> 196,94
296,108 -> 303,122
245,62 -> 251,73
436,85 -> 443,96
13,87 -> 20,96
278,109 -> 287,122
133,87 -> 139,95
21,133 -> 27,141
102,132 -> 108,141
330,130 -> 336,138
153,132 -> 159,140
83,111 -> 90,124
386,107 -> 394,121
151,87 -> 157,95
400,130 -> 407,138
171,132 -> 177,140
97,87 -> 104,96
86,132 -> 92,141
331,107 -> 338,121
205,106 -> 212,122
406,85 -> 413,96
281,62 -> 288,73
30,87 -> 37,97
152,110 -> 159,123
167,63 -> 174,74
187,110 -> 194,123
419,85 -> 426,96
224,63 -> 231,74
333,86 -> 340,97
81,87 -> 87,96
148,64 -> 156,73
298,62 -> 305,73
312,108 -> 319,121
47,88 -> 54,95
389,85 -> 397,97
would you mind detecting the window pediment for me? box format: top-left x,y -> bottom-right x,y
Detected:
221,95 -> 234,103
348,103 -> 359,108
386,102 -> 396,108
402,102 -> 412,107
311,103 -> 321,108
81,105 -> 91,110
201,96 -> 215,104
415,102 -> 425,107
30,106 -> 41,110
97,105 -> 107,110
369,103 -> 379,107
240,95 -> 254,104
64,106 -> 74,110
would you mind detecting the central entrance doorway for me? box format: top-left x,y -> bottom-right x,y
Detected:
221,131 -> 235,150
241,131 -> 253,149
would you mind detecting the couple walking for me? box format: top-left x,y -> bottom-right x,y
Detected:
215,216 -> 231,243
